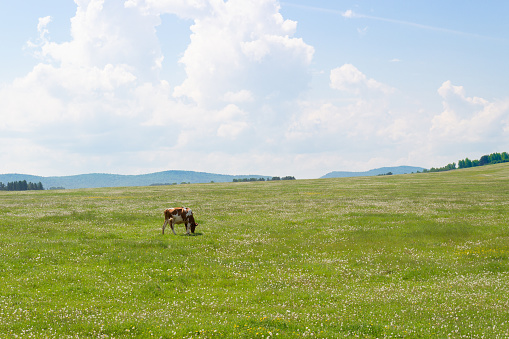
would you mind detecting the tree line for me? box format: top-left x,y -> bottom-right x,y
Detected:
233,176 -> 296,182
0,180 -> 44,191
458,152 -> 509,168
422,152 -> 509,173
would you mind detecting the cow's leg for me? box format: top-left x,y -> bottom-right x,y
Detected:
185,222 -> 191,235
162,219 -> 168,234
170,217 -> 177,235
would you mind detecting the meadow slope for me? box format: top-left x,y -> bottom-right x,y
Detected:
1,164 -> 508,338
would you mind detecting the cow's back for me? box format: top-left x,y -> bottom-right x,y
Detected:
164,207 -> 187,224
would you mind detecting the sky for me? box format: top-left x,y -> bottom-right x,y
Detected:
0,1 -> 508,179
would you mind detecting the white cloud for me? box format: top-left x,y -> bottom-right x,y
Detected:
124,0 -> 211,19
431,80 -> 509,143
342,10 -> 355,18
222,90 -> 254,103
216,104 -> 247,120
286,97 -> 417,155
217,121 -> 249,139
34,0 -> 163,82
122,0 -> 314,106
172,0 -> 314,105
1,0 -> 172,169
37,16 -> 52,39
284,64 -> 438,173
330,64 -> 394,95
376,118 -> 411,141
0,0 -> 320,177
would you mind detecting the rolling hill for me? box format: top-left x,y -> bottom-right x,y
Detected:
320,166 -> 426,179
0,165 -> 427,189
0,171 -> 271,190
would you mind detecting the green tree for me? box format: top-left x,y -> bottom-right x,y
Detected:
479,155 -> 490,166
489,153 -> 502,163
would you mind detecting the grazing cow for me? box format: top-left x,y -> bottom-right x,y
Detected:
162,207 -> 198,235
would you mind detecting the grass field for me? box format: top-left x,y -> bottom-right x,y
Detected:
1,164 -> 509,338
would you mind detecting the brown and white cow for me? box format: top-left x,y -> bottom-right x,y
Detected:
162,207 -> 198,235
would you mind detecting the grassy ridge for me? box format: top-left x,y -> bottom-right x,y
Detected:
1,164 -> 509,337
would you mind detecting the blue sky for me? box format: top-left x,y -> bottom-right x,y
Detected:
1,1 -> 508,178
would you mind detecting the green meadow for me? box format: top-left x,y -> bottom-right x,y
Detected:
1,164 -> 509,338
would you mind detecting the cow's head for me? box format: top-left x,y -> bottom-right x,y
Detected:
191,222 -> 198,233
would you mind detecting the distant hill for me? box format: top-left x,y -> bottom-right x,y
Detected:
0,166 -> 427,189
0,171 -> 271,190
321,166 -> 426,179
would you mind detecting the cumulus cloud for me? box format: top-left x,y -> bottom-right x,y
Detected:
330,64 -> 394,94
172,0 -> 314,105
217,121 -> 249,139
283,63 -> 435,173
286,98 -> 415,152
431,80 -> 509,143
0,0 -> 317,176
222,90 -> 254,103
284,96 -> 426,176
125,0 -> 211,19
32,0 -> 163,82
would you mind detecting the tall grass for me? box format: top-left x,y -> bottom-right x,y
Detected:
1,164 -> 509,337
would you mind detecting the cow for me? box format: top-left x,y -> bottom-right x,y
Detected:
162,207 -> 198,235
